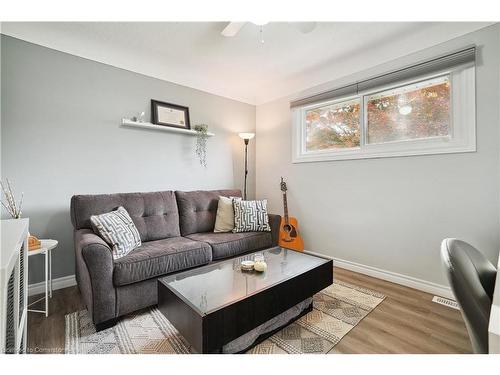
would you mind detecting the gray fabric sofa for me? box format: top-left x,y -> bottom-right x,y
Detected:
70,189 -> 280,330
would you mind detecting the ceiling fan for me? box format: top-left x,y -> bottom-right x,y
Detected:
221,22 -> 317,37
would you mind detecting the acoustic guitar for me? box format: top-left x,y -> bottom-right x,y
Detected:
278,177 -> 304,252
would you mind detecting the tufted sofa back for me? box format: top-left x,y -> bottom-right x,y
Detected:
70,191 -> 180,242
175,189 -> 241,236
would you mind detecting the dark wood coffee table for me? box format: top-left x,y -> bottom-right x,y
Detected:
157,247 -> 333,353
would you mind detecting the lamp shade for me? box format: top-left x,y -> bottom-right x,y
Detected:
238,132 -> 255,140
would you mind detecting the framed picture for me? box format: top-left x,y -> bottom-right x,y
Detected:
151,100 -> 191,130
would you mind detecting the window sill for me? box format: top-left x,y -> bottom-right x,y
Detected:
292,142 -> 476,163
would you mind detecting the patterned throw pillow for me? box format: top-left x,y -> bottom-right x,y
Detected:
233,199 -> 271,233
90,206 -> 141,260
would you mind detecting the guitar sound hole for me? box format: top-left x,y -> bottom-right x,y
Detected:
283,224 -> 297,238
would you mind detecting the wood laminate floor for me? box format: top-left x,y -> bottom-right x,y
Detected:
27,267 -> 472,354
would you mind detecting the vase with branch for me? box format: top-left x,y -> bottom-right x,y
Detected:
1,178 -> 24,219
194,124 -> 209,167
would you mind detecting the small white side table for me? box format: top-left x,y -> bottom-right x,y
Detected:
27,239 -> 58,317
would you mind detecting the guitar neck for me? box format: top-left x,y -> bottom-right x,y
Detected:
282,192 -> 289,224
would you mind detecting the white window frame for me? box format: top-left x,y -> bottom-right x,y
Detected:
292,65 -> 476,163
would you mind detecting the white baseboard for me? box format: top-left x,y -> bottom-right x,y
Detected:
305,250 -> 453,299
28,274 -> 77,296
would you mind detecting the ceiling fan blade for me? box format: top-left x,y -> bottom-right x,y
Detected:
221,22 -> 246,37
292,22 -> 317,34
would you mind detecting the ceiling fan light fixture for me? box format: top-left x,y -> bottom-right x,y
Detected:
251,21 -> 269,26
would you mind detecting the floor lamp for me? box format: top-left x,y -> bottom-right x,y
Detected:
238,132 -> 255,200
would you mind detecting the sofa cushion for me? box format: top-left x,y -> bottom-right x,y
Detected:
71,191 -> 180,242
175,189 -> 242,236
185,231 -> 272,260
113,237 -> 212,286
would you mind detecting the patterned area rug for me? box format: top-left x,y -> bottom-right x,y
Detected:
65,280 -> 385,354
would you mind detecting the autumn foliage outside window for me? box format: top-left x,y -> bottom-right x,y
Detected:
305,99 -> 360,151
367,77 -> 450,144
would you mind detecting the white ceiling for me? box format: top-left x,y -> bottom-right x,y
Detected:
1,22 -> 493,105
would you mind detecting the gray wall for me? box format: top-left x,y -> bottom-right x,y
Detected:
256,24 -> 500,287
1,35 -> 256,284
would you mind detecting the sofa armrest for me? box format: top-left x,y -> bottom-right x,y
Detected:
74,229 -> 116,325
268,214 -> 281,246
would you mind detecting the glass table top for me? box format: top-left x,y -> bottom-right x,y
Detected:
159,247 -> 330,316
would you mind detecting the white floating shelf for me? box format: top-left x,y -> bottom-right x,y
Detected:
121,119 -> 215,137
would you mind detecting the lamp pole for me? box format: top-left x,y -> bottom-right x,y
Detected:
238,133 -> 255,201
243,138 -> 249,200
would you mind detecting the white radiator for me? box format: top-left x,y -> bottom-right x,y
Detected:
1,219 -> 29,354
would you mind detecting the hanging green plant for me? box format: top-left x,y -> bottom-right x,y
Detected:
193,124 -> 209,167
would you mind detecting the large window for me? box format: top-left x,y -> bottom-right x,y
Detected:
292,49 -> 476,163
